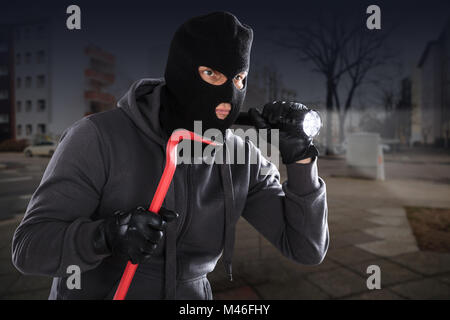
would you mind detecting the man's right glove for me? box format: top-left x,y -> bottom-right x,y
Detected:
94,206 -> 178,264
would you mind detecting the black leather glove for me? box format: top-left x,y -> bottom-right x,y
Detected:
248,101 -> 319,164
94,206 -> 178,264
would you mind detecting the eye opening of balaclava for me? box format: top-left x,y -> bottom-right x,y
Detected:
197,66 -> 248,91
160,11 -> 254,135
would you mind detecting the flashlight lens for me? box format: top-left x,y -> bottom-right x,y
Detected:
303,111 -> 322,137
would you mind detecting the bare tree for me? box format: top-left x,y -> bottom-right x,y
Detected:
334,29 -> 391,143
277,15 -> 358,154
277,14 -> 391,152
370,63 -> 404,139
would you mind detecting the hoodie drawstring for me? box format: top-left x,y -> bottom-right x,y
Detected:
164,221 -> 177,299
220,143 -> 236,282
164,160 -> 177,300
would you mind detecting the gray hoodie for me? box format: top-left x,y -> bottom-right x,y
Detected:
12,78 -> 329,299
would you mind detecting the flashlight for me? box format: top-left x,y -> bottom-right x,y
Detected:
236,106 -> 322,138
302,110 -> 322,138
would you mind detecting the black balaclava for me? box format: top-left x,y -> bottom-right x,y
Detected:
160,12 -> 253,135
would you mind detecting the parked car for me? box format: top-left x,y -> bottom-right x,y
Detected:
23,141 -> 57,157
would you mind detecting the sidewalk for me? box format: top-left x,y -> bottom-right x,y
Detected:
209,171 -> 450,300
1,157 -> 450,299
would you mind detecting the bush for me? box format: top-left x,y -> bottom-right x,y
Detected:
0,139 -> 30,152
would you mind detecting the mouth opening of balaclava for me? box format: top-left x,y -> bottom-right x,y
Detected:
160,11 -> 254,136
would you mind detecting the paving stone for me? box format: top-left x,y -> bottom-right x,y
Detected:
362,226 -> 417,243
254,277 -> 330,300
347,259 -> 422,286
0,273 -> 21,297
344,288 -> 405,300
0,223 -> 16,250
327,246 -> 379,265
234,237 -> 259,250
390,278 -> 450,299
329,230 -> 381,249
232,258 -> 290,286
279,255 -> 339,277
208,271 -> 247,293
333,209 -> 373,220
356,240 -> 419,257
367,207 -> 407,217
366,216 -> 410,227
435,273 -> 450,285
2,288 -> 49,300
213,285 -> 260,300
306,268 -> 368,298
328,215 -> 345,223
0,258 -> 21,276
390,251 -> 450,276
0,244 -> 12,260
233,247 -> 261,262
331,218 -> 380,231
7,275 -> 52,294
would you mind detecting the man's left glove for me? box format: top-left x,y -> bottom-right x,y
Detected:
248,101 -> 319,164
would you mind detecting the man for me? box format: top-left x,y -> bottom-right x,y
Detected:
12,11 -> 328,300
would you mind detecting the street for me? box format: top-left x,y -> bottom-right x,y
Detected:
1,150 -> 450,299
0,154 -> 49,221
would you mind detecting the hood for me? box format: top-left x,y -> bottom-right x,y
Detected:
117,78 -> 168,147
116,78 -> 233,147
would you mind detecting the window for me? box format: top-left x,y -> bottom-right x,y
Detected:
24,28 -> 30,39
15,29 -> 21,41
37,99 -> 46,112
37,75 -> 46,88
37,124 -> 46,134
0,114 -> 8,124
37,50 -> 46,64
16,101 -> 21,112
16,53 -> 21,65
25,100 -> 32,112
25,52 -> 31,64
0,65 -> 7,76
16,77 -> 21,89
25,76 -> 31,88
0,90 -> 8,99
26,124 -> 32,136
37,25 -> 46,38
17,124 -> 22,136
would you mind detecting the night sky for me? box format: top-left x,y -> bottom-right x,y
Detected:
2,0 -> 449,106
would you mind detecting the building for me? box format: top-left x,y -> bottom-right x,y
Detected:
411,20 -> 450,147
1,18 -> 116,143
0,24 -> 15,142
395,77 -> 412,145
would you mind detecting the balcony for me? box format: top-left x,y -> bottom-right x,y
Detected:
84,68 -> 115,85
84,46 -> 115,64
84,90 -> 115,104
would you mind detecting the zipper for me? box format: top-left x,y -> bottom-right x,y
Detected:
177,165 -> 193,245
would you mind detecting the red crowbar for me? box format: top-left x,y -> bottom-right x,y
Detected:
113,130 -> 217,300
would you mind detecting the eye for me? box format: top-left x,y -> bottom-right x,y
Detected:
203,70 -> 214,76
198,66 -> 227,85
234,75 -> 242,81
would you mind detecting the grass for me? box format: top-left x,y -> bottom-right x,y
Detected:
405,206 -> 450,253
